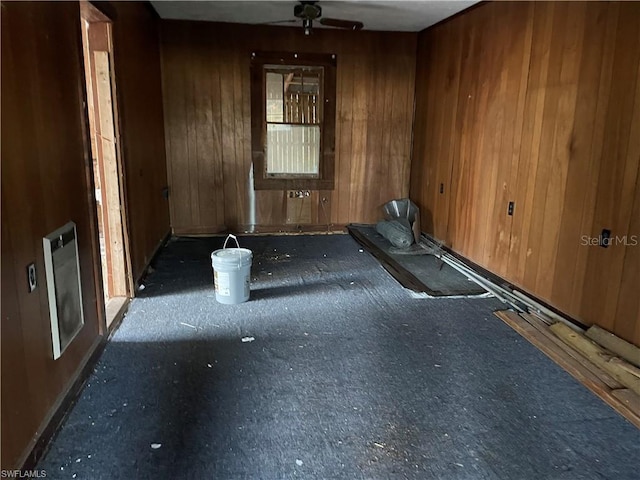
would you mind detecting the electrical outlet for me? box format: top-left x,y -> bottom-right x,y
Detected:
600,229 -> 611,248
27,263 -> 37,292
508,201 -> 515,216
288,190 -> 310,198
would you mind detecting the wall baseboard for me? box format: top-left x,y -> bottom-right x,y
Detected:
19,298 -> 134,469
134,229 -> 171,291
19,335 -> 104,470
173,224 -> 348,236
19,274 -> 137,469
423,233 -> 587,331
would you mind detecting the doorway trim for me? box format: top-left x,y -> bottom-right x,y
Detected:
80,0 -> 133,330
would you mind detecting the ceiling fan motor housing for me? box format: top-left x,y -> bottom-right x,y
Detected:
295,2 -> 322,20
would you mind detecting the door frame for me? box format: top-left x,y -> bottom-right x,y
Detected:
80,0 -> 133,330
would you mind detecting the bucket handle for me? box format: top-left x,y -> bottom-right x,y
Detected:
223,234 -> 240,250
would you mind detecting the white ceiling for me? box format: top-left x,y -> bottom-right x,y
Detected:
150,1 -> 479,32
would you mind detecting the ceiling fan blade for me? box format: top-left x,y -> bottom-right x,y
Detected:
263,19 -> 298,25
319,17 -> 364,30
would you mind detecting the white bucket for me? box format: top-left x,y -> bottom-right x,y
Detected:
210,234 -> 252,305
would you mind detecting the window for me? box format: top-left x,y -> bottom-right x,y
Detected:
251,52 -> 336,190
265,68 -> 321,176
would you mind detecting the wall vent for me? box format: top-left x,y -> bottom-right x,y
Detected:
43,222 -> 85,360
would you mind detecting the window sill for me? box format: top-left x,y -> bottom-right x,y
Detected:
253,177 -> 334,191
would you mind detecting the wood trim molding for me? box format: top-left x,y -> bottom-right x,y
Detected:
134,228 -> 171,290
19,335 -> 104,470
87,1 -> 117,21
423,233 -> 588,331
250,51 -> 337,191
81,1 -> 111,23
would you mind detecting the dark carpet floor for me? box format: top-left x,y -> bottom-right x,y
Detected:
38,235 -> 639,479
348,224 -> 486,296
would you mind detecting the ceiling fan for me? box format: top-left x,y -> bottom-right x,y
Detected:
270,1 -> 364,35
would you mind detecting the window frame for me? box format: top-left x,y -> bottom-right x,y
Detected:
250,51 -> 336,190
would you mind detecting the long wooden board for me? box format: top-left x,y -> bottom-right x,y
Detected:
494,310 -> 640,429
94,50 -> 127,298
550,322 -> 640,396
586,325 -> 640,368
520,313 -> 622,389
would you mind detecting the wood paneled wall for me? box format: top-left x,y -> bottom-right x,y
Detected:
1,2 -> 103,468
411,1 -> 640,345
160,21 -> 416,233
1,1 -> 169,468
108,2 -> 170,280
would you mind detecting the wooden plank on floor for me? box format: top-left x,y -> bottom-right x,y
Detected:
494,310 -> 640,429
520,313 -> 621,389
496,311 -> 621,390
609,357 -> 640,379
550,322 -> 640,396
586,325 -> 640,368
611,389 -> 640,414
348,225 -> 427,294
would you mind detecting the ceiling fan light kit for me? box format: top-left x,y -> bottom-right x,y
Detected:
302,18 -> 313,36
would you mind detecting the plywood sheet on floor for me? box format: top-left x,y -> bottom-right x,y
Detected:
349,224 -> 486,296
